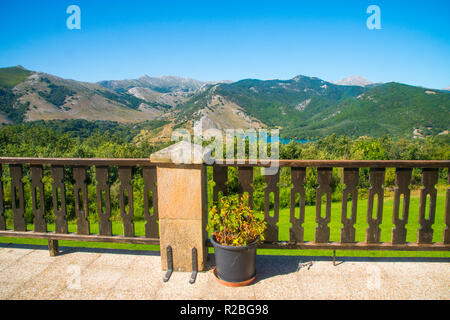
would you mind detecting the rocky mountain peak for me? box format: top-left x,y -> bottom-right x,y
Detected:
334,76 -> 373,87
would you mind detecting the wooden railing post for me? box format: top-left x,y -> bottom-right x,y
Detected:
315,168 -> 332,243
366,168 -> 385,244
290,167 -> 306,242
239,167 -> 254,209
31,165 -> 46,233
0,165 -> 5,230
118,167 -> 135,238
48,239 -> 59,257
95,166 -> 112,236
51,166 -> 68,234
444,170 -> 450,244
143,166 -> 159,239
418,169 -> 438,244
73,166 -> 90,235
10,164 -> 26,232
341,168 -> 359,243
264,169 -> 280,242
213,166 -> 227,204
392,168 -> 412,244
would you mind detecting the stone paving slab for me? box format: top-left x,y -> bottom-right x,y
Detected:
0,244 -> 448,300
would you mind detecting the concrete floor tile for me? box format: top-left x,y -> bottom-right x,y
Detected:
109,267 -> 164,299
55,267 -> 123,300
88,252 -> 138,269
1,260 -> 49,284
0,247 -> 35,262
155,270 -> 256,300
0,281 -> 23,299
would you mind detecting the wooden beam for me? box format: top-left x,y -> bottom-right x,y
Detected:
205,240 -> 449,251
0,231 -> 160,245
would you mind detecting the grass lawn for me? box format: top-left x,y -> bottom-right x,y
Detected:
1,189 -> 449,258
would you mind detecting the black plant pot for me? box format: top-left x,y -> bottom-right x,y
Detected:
211,235 -> 258,286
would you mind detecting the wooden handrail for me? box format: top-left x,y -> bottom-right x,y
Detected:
213,159 -> 450,168
0,157 -> 449,168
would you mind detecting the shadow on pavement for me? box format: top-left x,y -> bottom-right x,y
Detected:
0,242 -> 160,257
252,254 -> 450,283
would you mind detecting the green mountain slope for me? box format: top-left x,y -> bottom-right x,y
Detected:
0,66 -> 165,124
175,76 -> 449,139
0,66 -> 32,88
283,83 -> 450,138
214,76 -> 367,128
175,76 -> 368,128
0,66 -> 34,122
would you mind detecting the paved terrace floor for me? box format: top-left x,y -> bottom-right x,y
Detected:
0,243 -> 449,300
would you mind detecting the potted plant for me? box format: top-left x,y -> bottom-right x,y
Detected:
207,194 -> 267,287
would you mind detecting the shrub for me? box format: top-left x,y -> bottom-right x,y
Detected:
207,194 -> 267,246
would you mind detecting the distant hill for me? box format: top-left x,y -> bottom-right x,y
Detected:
282,83 -> 450,138
98,75 -> 206,92
0,66 -> 448,140
0,66 -> 166,124
210,75 -> 367,129
97,75 -> 228,109
174,76 -> 449,139
0,66 -> 32,88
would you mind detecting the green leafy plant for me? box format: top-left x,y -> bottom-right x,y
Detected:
207,194 -> 267,246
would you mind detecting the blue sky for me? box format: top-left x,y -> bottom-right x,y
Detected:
0,0 -> 449,89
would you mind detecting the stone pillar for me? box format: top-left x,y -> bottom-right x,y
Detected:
151,141 -> 211,272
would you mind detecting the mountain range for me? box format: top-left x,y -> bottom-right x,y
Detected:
0,65 -> 448,140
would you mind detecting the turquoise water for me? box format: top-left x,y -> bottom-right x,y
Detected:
279,138 -> 310,144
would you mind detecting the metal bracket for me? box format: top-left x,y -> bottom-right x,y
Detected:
189,247 -> 198,284
163,246 -> 173,282
332,250 -> 344,266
